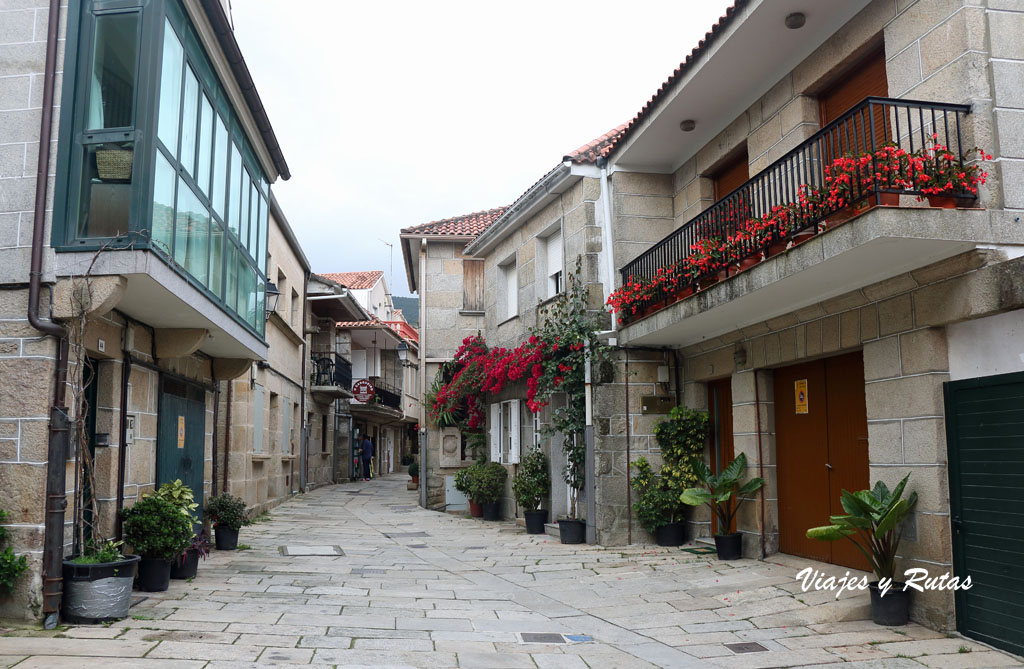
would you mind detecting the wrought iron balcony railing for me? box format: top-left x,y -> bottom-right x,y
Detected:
618,97 -> 974,320
374,382 -> 402,410
311,352 -> 353,389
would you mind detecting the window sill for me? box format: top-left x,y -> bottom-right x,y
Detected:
497,315 -> 519,327
280,454 -> 297,461
459,310 -> 485,316
537,293 -> 563,309
251,453 -> 270,461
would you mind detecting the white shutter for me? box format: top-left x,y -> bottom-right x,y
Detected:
489,403 -> 500,462
505,264 -> 517,319
351,350 -> 367,379
253,384 -> 264,453
546,229 -> 562,278
509,400 -> 521,464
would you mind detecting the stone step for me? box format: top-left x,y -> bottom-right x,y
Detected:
695,536 -> 716,546
544,522 -> 560,538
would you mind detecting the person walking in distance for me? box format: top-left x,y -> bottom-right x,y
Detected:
361,435 -> 374,481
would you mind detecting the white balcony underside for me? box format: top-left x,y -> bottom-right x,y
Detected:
617,208 -> 1024,349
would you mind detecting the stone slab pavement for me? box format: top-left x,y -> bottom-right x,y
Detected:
2,475 -> 1021,668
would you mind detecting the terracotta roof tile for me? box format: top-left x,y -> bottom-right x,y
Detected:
564,123 -> 630,164
319,270 -> 384,290
401,207 -> 508,237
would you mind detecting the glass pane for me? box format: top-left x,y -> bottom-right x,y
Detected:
197,96 -> 213,196
173,178 -> 210,286
212,115 -> 228,217
248,181 -> 259,252
243,264 -> 257,326
257,194 -> 268,272
229,144 -> 242,236
256,276 -> 265,336
225,244 -> 239,314
236,254 -> 252,317
209,221 -> 224,298
77,140 -> 134,238
151,150 -> 175,254
86,12 -> 139,130
238,169 -> 250,249
180,67 -> 199,171
156,21 -> 183,151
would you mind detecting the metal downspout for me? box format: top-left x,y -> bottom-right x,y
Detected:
29,0 -> 67,629
114,354 -> 130,538
753,369 -> 767,560
597,157 -> 617,318
223,381 -> 232,494
212,383 -> 220,497
624,348 -> 631,545
300,270 -> 309,491
419,239 -> 428,509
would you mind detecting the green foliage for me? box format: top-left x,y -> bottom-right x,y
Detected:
120,496 -> 194,560
204,494 -> 250,531
512,448 -> 550,510
466,432 -> 487,464
408,461 -> 419,478
473,462 -> 508,504
454,465 -> 475,498
806,474 -> 918,581
631,408 -> 709,534
0,509 -> 27,595
145,479 -> 198,521
679,452 -> 765,536
69,539 -> 124,564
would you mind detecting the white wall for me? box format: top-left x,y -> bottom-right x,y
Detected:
947,309 -> 1024,381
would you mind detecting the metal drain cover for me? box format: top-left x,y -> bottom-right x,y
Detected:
520,633 -> 566,644
725,642 -> 769,654
351,568 -> 386,575
408,543 -> 427,548
278,545 -> 344,556
385,532 -> 428,538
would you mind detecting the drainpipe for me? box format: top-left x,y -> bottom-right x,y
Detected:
418,238 -> 428,509
584,340 -> 595,544
223,381 -> 232,494
624,348 -> 631,545
753,369 -> 767,560
28,0 -> 68,630
597,157 -> 617,316
300,270 -> 309,490
212,382 -> 220,497
114,353 -> 130,538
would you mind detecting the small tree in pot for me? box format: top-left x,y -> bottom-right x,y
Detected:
512,448 -> 550,533
120,496 -> 193,592
474,461 -> 508,521
408,460 -> 419,484
807,475 -> 918,626
679,452 -> 764,560
205,494 -> 251,550
454,464 -> 482,517
143,479 -> 206,580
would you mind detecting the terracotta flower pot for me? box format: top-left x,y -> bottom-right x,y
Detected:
926,195 -> 958,209
469,500 -> 483,518
735,256 -> 761,272
876,191 -> 901,207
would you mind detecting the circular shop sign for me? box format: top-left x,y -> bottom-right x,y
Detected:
352,379 -> 376,403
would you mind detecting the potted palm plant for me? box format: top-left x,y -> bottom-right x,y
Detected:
679,452 -> 764,559
475,462 -> 507,521
807,475 -> 918,626
512,448 -> 550,534
120,496 -> 193,592
205,494 -> 251,550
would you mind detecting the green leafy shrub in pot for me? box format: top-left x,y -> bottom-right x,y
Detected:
145,479 -> 198,520
454,464 -> 477,500
473,462 -> 508,505
408,461 -> 419,478
120,496 -> 194,560
512,449 -> 549,511
630,458 -> 684,534
68,539 -> 124,565
204,494 -> 251,531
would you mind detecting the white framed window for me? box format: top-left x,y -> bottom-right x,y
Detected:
489,400 -> 521,464
498,258 -> 517,321
538,227 -> 563,299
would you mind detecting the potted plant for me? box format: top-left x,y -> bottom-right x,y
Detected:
408,460 -> 419,484
909,138 -> 990,208
558,431 -> 587,544
679,452 -> 765,560
631,458 -> 684,545
0,508 -> 28,600
454,465 -> 482,517
61,538 -> 139,623
205,494 -> 251,550
120,496 -> 193,592
170,532 -> 211,580
512,448 -> 550,534
147,479 -> 199,521
475,461 -> 508,521
806,475 -> 918,626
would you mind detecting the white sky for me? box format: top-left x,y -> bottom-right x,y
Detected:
231,1 -> 735,296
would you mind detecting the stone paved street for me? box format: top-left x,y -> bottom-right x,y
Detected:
1,476 -> 1021,668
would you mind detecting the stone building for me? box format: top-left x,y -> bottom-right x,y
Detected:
0,0 -> 287,623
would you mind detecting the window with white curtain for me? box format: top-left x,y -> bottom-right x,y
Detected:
541,228 -> 563,299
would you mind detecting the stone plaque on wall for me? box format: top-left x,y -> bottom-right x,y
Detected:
439,427 -> 462,468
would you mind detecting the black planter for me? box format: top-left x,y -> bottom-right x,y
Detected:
137,557 -> 171,592
482,502 -> 501,521
713,532 -> 743,560
524,509 -> 549,534
61,554 -> 140,624
558,519 -> 586,544
170,549 -> 200,580
869,581 -> 910,626
655,522 -> 686,547
215,525 -> 239,550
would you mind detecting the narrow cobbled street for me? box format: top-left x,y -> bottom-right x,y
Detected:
1,478 -> 1019,668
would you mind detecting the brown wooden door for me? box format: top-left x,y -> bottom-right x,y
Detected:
707,378 -> 735,535
819,46 -> 890,159
713,151 -> 750,201
775,352 -> 871,570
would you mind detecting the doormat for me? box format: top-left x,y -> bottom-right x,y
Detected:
519,633 -> 593,644
680,546 -> 718,555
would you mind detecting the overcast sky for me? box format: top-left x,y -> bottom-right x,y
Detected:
231,1 -> 734,297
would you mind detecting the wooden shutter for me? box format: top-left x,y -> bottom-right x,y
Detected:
508,400 -> 521,464
713,150 -> 749,200
462,259 -> 484,312
489,403 -> 500,462
819,46 -> 889,156
253,384 -> 264,453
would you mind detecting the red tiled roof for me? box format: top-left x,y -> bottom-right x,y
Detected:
564,123 -> 630,164
319,270 -> 383,290
401,207 -> 508,237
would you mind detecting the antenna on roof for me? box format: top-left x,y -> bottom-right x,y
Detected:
379,239 -> 394,302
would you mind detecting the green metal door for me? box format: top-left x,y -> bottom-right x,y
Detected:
157,377 -> 207,518
945,371 -> 1024,656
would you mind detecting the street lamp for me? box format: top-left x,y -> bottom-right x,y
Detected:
397,340 -> 418,369
264,281 -> 281,321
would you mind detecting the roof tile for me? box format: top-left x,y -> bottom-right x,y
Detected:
400,207 -> 508,237
319,270 -> 384,290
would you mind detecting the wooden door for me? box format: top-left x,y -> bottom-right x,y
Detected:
775,359 -> 831,562
775,353 -> 871,571
156,377 -> 206,518
713,151 -> 749,201
819,46 -> 890,158
708,378 -> 735,534
946,372 -> 1024,657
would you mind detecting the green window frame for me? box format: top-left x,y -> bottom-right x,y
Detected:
53,0 -> 270,339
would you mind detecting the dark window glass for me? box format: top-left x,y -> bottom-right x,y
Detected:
212,115 -> 228,217
197,95 -> 213,195
151,150 -> 176,253
173,177 -> 210,286
156,21 -> 183,151
180,67 -> 199,174
86,12 -> 139,130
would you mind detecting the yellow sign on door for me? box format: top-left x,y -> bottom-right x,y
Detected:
177,416 -> 185,448
795,379 -> 808,414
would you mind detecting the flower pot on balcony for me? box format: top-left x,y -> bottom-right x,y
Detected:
791,229 -> 816,246
876,192 -> 901,207
768,241 -> 787,258
926,194 -> 976,209
735,256 -> 761,273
